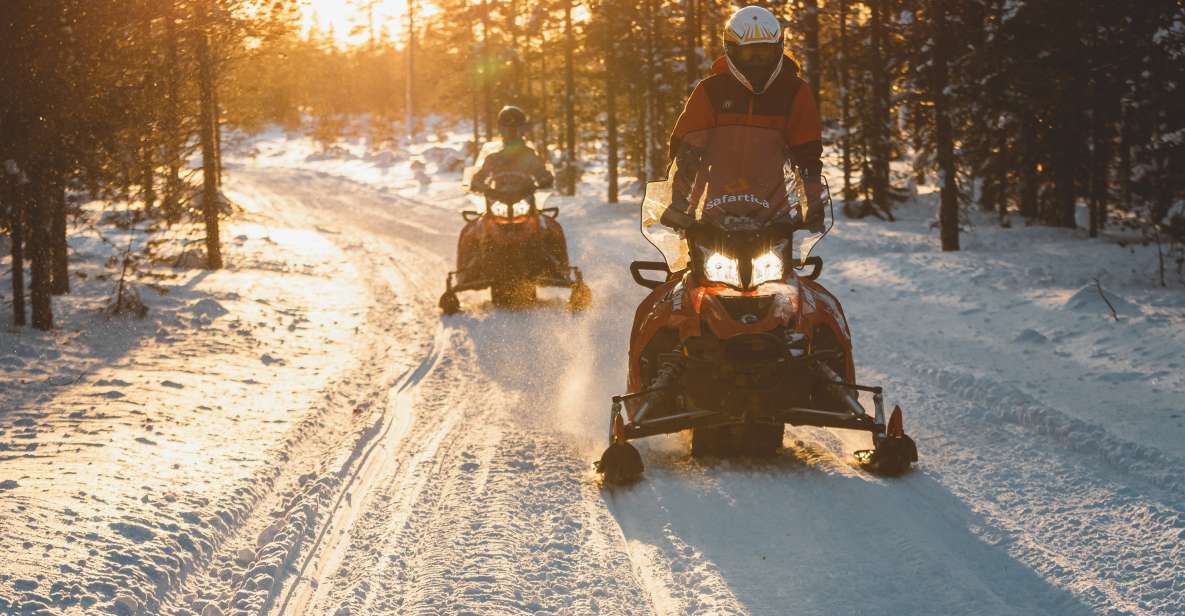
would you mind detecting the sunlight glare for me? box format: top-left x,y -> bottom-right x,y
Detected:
301,0 -> 435,48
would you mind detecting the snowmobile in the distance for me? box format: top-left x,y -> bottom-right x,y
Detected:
596,125 -> 917,484
439,163 -> 591,314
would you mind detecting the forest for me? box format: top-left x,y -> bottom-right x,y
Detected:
3,0 -> 1184,331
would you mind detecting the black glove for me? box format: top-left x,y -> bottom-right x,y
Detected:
659,206 -> 694,230
801,176 -> 827,233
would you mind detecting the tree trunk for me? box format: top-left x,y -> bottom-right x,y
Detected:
471,75 -> 480,159
139,5 -> 157,218
7,180 -> 26,327
51,176 -> 69,295
1088,81 -> 1115,238
508,0 -> 522,97
703,0 -> 721,61
163,0 -> 183,217
803,0 -> 821,103
538,27 -> 550,160
644,0 -> 659,179
869,0 -> 891,216
632,88 -> 646,180
839,0 -> 853,202
1118,107 -> 1132,214
980,166 -> 997,213
684,0 -> 699,90
213,72 -> 223,188
932,0 -> 959,251
605,15 -> 619,204
1019,109 -> 1038,219
142,149 -> 156,216
994,122 -> 1009,224
29,167 -> 53,330
563,0 -> 577,195
406,0 -> 417,140
1051,18 -> 1083,229
480,0 -> 492,141
912,107 -> 927,187
1052,107 -> 1079,228
195,6 -> 223,270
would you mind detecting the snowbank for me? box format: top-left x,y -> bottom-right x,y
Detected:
0,203 -> 377,614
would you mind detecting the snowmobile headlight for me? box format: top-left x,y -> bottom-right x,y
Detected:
750,250 -> 784,286
489,203 -> 510,217
512,201 -> 531,217
703,251 -> 742,288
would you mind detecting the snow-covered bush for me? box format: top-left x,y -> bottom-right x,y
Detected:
421,146 -> 466,174
104,280 -> 148,319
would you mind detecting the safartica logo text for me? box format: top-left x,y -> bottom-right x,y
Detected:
705,193 -> 770,209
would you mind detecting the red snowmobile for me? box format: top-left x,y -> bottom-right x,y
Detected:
596,125 -> 917,483
439,152 -> 591,314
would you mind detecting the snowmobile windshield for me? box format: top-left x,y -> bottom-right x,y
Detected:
464,178 -> 550,219
641,125 -> 833,272
464,140 -> 547,216
463,139 -> 542,197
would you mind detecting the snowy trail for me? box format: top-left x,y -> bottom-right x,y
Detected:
212,154 -> 1185,616
274,325 -> 445,615
218,168 -> 650,615
8,142 -> 1180,615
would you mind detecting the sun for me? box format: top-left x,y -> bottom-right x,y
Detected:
301,0 -> 417,48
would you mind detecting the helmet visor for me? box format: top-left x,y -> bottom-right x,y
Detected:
727,42 -> 783,68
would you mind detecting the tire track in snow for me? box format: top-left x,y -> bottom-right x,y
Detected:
274,325 -> 447,616
229,167 -> 648,614
155,170 -> 449,615
308,332 -> 649,615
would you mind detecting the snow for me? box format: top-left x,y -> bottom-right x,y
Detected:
3,128 -> 1185,615
1,198 -> 381,615
1062,283 -> 1139,317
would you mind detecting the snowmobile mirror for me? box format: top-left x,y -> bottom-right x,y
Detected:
462,210 -> 482,222
539,207 -> 560,219
794,256 -> 823,280
630,261 -> 671,289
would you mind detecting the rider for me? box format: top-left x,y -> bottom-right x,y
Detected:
660,5 -> 825,231
470,106 -> 555,205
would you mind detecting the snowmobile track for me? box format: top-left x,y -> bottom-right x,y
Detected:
272,326 -> 446,616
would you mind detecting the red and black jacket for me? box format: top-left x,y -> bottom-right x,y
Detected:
668,55 -> 823,178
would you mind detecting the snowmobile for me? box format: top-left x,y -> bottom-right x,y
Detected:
596,125 -> 917,484
438,154 -> 591,314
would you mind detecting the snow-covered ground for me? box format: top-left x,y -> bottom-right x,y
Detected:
2,129 -> 1184,615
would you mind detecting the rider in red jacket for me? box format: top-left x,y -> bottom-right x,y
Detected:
661,5 -> 824,231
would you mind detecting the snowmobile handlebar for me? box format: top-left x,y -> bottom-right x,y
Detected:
796,255 -> 823,280
630,261 -> 672,289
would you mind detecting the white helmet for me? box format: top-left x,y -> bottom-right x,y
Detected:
723,5 -> 785,94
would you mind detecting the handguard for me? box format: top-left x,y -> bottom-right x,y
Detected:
661,143 -> 705,230
659,207 -> 695,230
800,172 -> 827,233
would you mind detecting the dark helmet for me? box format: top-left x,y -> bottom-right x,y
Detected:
497,106 -> 528,128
